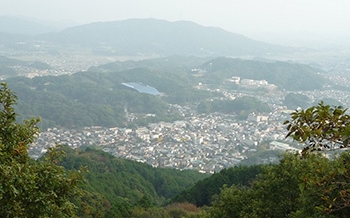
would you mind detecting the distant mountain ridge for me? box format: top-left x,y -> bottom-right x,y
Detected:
37,18 -> 287,56
0,17 -> 294,56
0,16 -> 57,35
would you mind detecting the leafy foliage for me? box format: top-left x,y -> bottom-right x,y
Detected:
0,83 -> 83,218
209,152 -> 350,217
284,101 -> 350,155
296,151 -> 350,216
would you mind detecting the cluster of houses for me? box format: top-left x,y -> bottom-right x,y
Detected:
31,109 -> 297,174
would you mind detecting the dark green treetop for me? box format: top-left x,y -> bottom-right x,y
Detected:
0,82 -> 83,218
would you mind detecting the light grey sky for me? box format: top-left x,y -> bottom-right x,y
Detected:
1,0 -> 350,44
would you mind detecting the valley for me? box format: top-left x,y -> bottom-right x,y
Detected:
1,14 -> 350,216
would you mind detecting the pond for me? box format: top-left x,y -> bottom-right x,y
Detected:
121,82 -> 161,95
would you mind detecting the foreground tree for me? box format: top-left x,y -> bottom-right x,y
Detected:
0,83 -> 83,217
284,101 -> 350,155
297,151 -> 350,216
284,102 -> 350,215
209,153 -> 344,217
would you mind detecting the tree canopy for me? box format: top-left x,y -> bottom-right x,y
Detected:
284,101 -> 350,156
0,83 -> 83,217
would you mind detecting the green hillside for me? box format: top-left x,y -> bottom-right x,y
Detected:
0,55 -> 27,77
58,146 -> 208,216
6,58 -> 220,129
171,165 -> 263,207
197,96 -> 271,119
199,57 -> 328,90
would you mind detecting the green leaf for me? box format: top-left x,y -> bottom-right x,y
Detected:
298,183 -> 305,192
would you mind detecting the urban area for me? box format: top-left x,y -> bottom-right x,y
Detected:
27,58 -> 350,174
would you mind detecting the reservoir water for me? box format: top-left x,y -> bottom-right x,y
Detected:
121,82 -> 161,95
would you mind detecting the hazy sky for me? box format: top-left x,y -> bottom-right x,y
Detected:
1,0 -> 350,44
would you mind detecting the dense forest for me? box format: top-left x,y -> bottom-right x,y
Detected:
57,146 -> 208,217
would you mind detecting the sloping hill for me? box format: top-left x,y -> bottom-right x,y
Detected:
198,57 -> 329,90
0,55 -> 52,78
38,18 -> 287,56
59,146 -> 208,206
0,16 -> 56,35
0,55 -> 51,77
171,165 -> 263,206
6,57 -> 220,129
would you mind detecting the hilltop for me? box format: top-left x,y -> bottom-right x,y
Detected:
0,17 -> 292,57
38,18 -> 286,56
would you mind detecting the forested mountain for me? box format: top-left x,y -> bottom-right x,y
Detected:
58,146 -> 208,216
91,56 -> 327,91
7,67 -> 219,129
